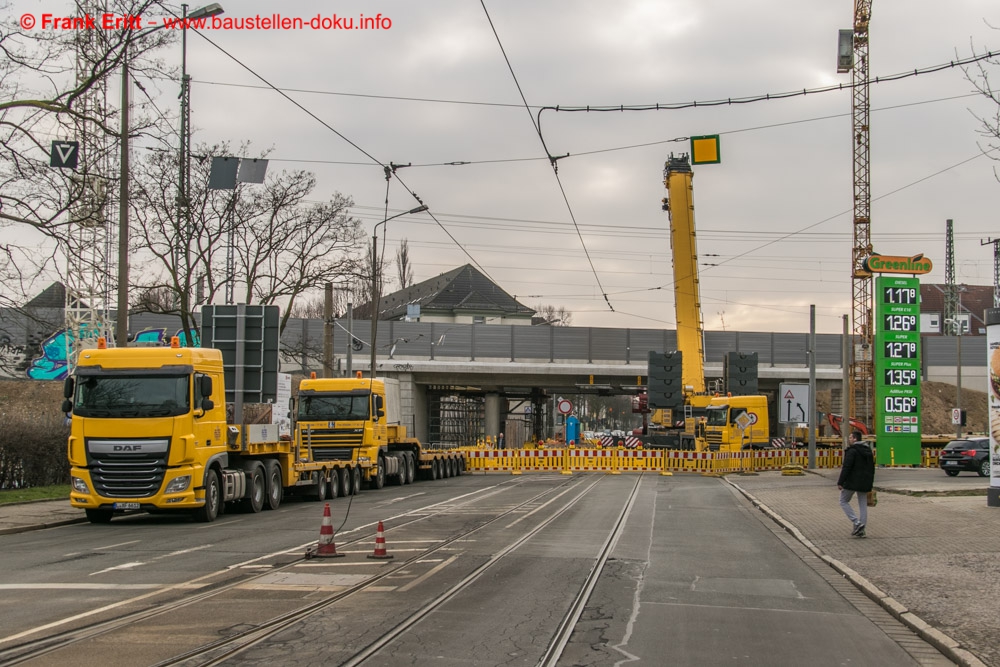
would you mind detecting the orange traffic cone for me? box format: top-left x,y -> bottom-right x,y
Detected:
367,520 -> 394,559
306,503 -> 344,559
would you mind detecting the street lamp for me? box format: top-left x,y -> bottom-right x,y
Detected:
369,204 -> 428,377
115,3 -> 223,348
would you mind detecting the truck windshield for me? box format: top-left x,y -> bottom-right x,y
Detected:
73,375 -> 191,418
298,394 -> 370,421
705,407 -> 729,426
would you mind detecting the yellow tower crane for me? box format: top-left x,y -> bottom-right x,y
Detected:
848,0 -> 875,430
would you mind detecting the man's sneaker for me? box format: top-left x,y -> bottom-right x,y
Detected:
855,526 -> 866,538
851,522 -> 863,536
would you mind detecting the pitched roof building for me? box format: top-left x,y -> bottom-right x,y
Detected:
359,264 -> 535,325
919,283 -> 994,335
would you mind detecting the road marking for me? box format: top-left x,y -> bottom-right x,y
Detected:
94,540 -> 141,551
399,554 -> 459,592
375,492 -> 427,507
505,485 -> 579,529
151,544 -> 211,560
198,518 -> 244,529
89,562 -> 145,576
0,583 -> 162,590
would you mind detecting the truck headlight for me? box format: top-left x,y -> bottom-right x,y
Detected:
164,475 -> 191,494
71,476 -> 89,494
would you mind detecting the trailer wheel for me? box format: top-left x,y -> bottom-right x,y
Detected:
264,460 -> 282,510
431,459 -> 440,480
373,456 -> 386,490
85,508 -> 114,524
194,470 -> 220,523
337,467 -> 349,497
351,466 -> 362,495
327,469 -> 340,499
446,458 -> 455,478
241,466 -> 265,513
313,470 -> 327,502
405,453 -> 415,484
455,456 -> 463,476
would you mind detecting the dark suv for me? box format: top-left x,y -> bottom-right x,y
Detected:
938,437 -> 991,477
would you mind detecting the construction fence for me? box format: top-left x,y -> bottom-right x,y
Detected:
462,447 -> 946,475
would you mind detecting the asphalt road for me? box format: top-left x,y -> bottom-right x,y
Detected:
2,471 -> 965,666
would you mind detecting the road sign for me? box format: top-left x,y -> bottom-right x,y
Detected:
735,411 -> 753,432
50,141 -> 79,168
557,398 -> 573,415
778,383 -> 810,424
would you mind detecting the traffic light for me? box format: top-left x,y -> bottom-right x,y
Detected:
724,352 -> 758,395
648,351 -> 684,409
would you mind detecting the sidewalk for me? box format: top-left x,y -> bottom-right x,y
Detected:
0,498 -> 86,536
727,467 -> 999,667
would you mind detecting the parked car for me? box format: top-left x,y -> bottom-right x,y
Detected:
938,437 -> 991,477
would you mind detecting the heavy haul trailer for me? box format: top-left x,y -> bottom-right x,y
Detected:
296,373 -> 466,492
65,339 -> 465,524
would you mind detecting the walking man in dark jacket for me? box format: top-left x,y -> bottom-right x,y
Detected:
837,431 -> 875,537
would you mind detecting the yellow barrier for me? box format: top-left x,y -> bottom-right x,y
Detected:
463,446 -> 940,475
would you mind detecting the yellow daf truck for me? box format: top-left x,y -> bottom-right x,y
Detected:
65,338 -> 463,524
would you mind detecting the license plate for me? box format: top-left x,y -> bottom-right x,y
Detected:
113,502 -> 140,510
945,461 -> 957,466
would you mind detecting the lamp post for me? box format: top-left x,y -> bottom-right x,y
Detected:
115,3 -> 223,348
369,204 -> 428,377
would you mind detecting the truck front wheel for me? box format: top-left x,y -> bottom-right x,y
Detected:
373,456 -> 386,489
194,470 -> 220,523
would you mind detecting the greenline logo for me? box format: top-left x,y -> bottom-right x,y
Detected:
862,253 -> 933,275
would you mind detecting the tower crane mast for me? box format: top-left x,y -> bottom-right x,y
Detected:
849,0 -> 875,430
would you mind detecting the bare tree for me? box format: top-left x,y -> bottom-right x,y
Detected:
0,1 -> 170,305
533,303 -> 572,326
395,238 -> 414,290
130,142 -> 364,335
964,45 -> 1000,179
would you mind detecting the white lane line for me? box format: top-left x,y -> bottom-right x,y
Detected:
398,554 -> 460,592
198,518 -> 244,529
94,540 -> 141,550
89,562 -> 146,576
0,583 -> 161,590
151,545 -> 212,561
504,485 -> 580,529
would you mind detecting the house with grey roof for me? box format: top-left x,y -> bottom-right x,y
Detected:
358,264 -> 535,325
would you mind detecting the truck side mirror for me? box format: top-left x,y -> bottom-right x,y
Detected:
374,394 -> 385,419
61,398 -> 72,413
200,375 -> 213,397
63,377 -> 74,399
201,398 -> 215,411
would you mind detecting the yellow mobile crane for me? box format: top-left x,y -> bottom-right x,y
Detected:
648,155 -> 770,451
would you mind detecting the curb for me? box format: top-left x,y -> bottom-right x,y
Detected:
724,477 -> 988,667
0,516 -> 88,536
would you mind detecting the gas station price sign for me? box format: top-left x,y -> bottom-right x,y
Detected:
875,276 -> 922,464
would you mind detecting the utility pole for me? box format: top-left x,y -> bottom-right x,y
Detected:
983,237 -> 1000,308
808,305 -> 817,469
323,282 -> 333,377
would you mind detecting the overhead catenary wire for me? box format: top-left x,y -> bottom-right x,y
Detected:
178,20 -> 495,282
479,0 -> 614,312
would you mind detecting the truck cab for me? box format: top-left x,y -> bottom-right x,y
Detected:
701,395 -> 770,452
66,342 -> 229,523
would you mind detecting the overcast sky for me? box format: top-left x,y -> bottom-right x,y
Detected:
26,0 -> 1000,333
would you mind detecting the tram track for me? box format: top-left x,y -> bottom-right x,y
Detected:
0,476 -> 577,666
161,474 -> 643,667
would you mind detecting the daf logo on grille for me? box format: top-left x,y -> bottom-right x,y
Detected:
113,444 -> 142,452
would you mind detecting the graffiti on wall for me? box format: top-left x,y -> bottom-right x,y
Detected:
2,326 -> 203,381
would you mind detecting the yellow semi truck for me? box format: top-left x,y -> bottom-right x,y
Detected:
65,338 -> 463,524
